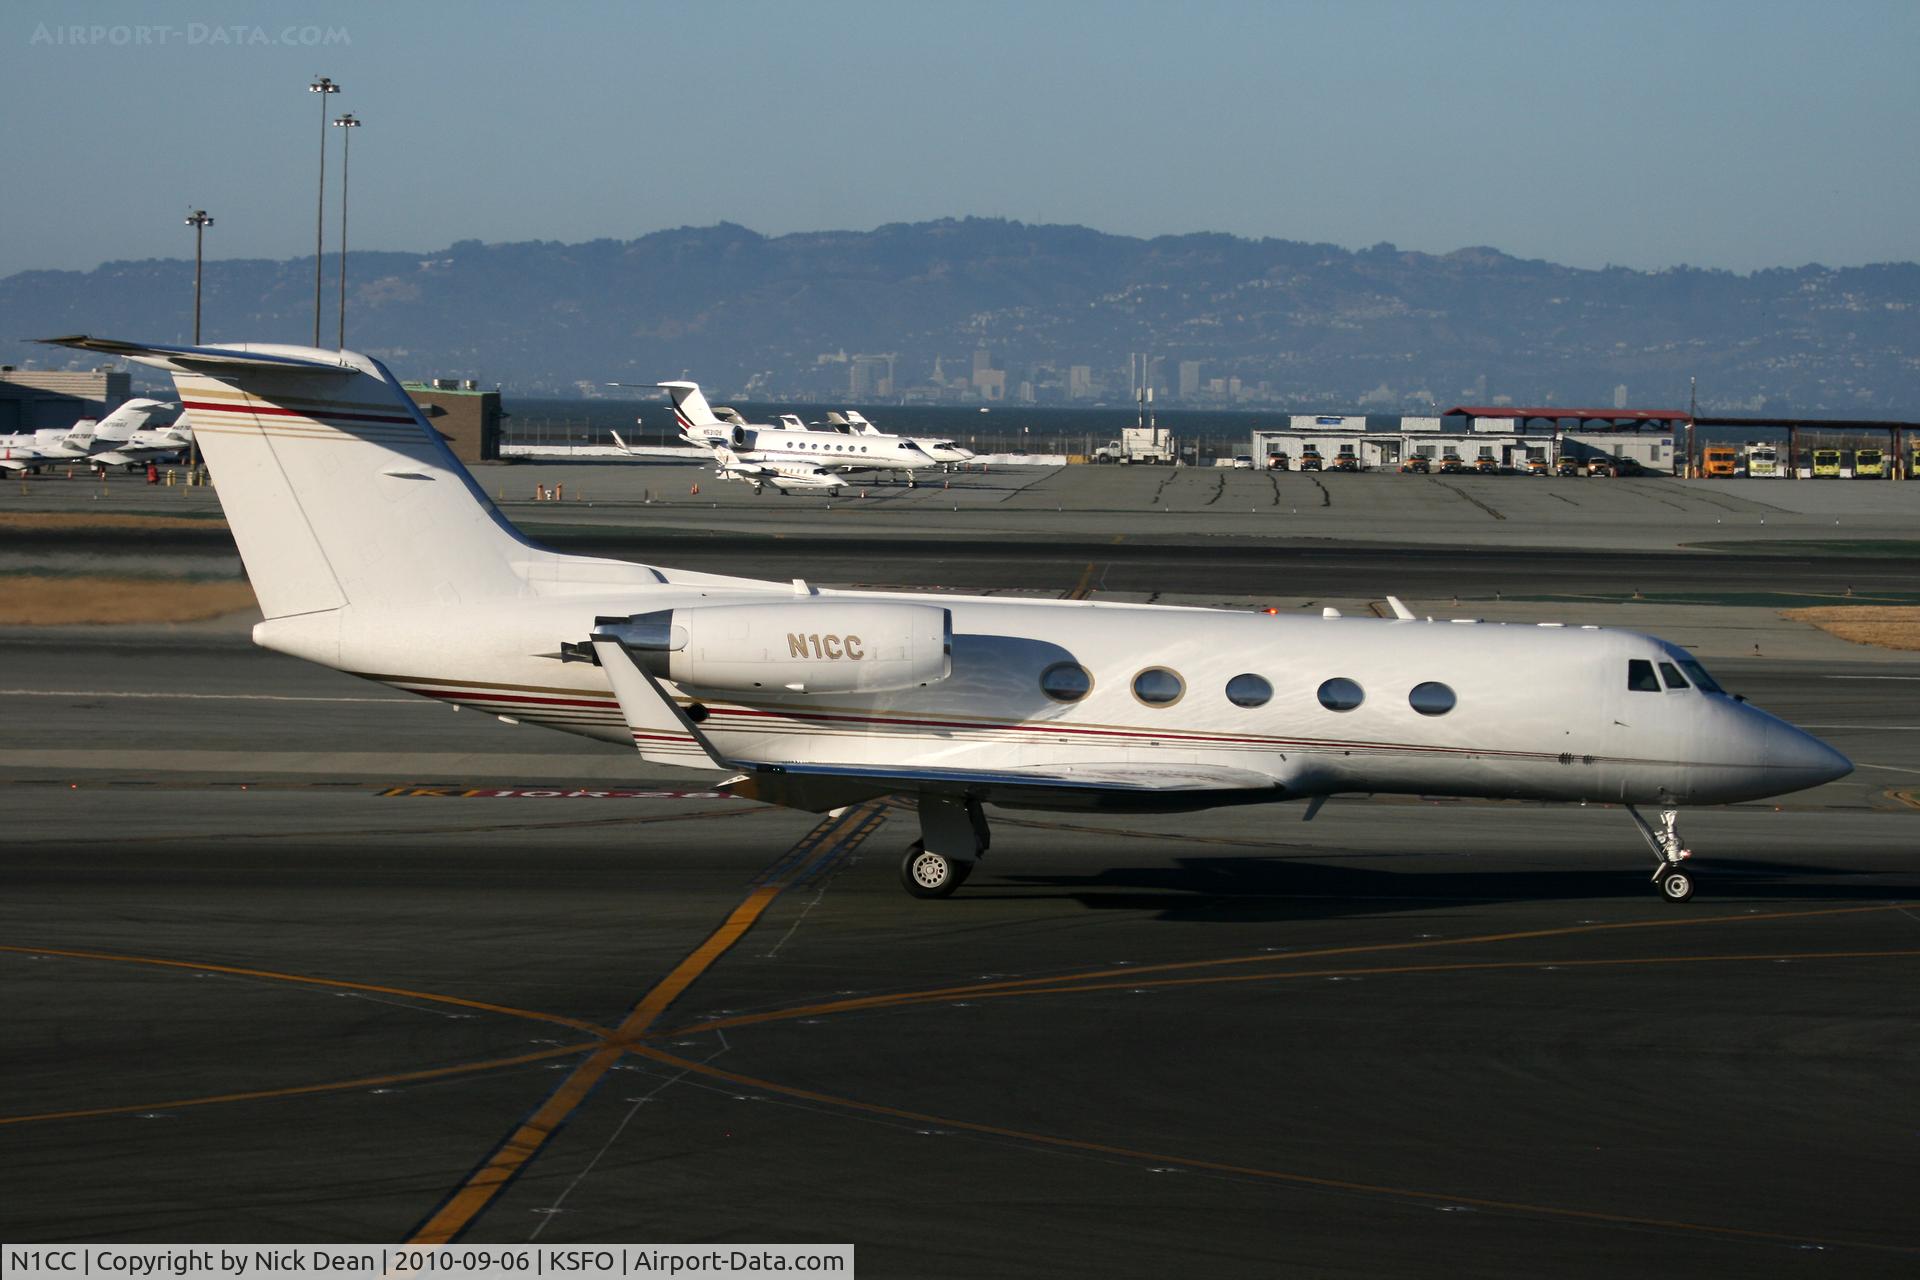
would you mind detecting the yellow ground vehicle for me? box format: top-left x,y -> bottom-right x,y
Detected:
1702,445 -> 1737,477
1438,453 -> 1465,474
1399,456 -> 1430,474
1526,455 -> 1549,475
1587,456 -> 1616,478
1812,448 -> 1842,478
1299,447 -> 1323,472
1854,447 -> 1886,478
1555,456 -> 1583,477
1474,455 -> 1499,474
1266,451 -> 1289,471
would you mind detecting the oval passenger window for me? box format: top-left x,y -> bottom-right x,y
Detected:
1039,662 -> 1092,703
1225,674 -> 1272,708
1132,667 -> 1185,707
1317,677 -> 1364,712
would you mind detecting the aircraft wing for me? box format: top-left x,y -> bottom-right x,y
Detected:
589,633 -> 1286,813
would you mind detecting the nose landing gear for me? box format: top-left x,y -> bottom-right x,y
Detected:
1627,806 -> 1694,902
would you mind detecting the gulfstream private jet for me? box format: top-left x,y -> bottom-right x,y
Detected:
662,382 -> 941,481
40,336 -> 1854,902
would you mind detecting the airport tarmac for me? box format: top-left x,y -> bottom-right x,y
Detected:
3,467 -> 1918,1274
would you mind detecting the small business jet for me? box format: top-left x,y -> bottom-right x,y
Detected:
0,434 -> 51,471
662,382 -> 941,481
827,410 -> 975,468
39,334 -> 1855,904
708,444 -> 847,495
95,410 -> 195,469
0,397 -> 179,471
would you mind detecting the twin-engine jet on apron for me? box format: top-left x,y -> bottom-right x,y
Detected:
41,336 -> 1853,901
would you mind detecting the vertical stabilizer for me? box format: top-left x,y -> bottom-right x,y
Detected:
38,337 -> 532,619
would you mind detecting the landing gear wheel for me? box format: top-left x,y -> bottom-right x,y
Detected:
900,840 -> 969,899
1657,869 -> 1695,903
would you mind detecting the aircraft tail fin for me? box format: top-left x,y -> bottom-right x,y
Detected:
656,381 -> 720,433
92,397 -> 178,444
38,336 -> 532,620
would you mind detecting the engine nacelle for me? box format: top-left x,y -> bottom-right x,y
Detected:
596,601 -> 951,694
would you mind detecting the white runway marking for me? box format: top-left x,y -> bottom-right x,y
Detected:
1821,675 -> 1920,681
1855,762 -> 1920,776
0,688 -> 418,704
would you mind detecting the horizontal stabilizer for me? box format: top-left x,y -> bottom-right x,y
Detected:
37,335 -> 354,377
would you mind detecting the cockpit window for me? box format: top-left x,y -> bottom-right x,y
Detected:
1627,659 -> 1661,692
1658,661 -> 1690,690
1676,656 -> 1724,694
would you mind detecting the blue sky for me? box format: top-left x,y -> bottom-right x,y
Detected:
5,0 -> 1917,275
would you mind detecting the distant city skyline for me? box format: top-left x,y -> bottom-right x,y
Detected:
4,1 -> 1918,278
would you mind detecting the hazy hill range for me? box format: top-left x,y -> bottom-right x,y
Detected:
4,218 -> 1916,413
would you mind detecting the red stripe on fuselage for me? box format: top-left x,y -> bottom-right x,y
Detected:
181,400 -> 417,426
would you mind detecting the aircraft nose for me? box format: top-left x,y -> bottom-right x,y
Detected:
1765,720 -> 1853,790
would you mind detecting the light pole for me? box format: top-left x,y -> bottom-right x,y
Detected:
308,75 -> 340,347
332,112 -> 360,350
184,209 -> 213,344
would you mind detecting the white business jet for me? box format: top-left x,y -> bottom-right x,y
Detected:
0,397 -> 178,470
661,382 -> 940,481
709,444 -> 847,495
95,409 -> 195,469
829,410 -> 974,466
40,335 -> 1854,903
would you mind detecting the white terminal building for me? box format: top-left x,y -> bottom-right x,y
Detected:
1247,406 -> 1685,472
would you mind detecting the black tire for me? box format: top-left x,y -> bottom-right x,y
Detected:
900,841 -> 967,899
1658,869 -> 1695,903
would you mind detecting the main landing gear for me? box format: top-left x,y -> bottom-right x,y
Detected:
898,795 -> 990,899
1627,805 -> 1695,903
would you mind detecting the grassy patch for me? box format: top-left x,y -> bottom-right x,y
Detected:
0,575 -> 255,625
1781,606 -> 1920,652
0,512 -> 226,531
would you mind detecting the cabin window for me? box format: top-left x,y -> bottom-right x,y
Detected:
1131,667 -> 1185,707
1408,682 -> 1456,716
1658,662 -> 1690,691
1038,662 -> 1092,703
1628,659 -> 1661,692
1317,677 -> 1364,712
1225,674 -> 1272,708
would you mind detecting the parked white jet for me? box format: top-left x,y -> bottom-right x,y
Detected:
661,382 -> 940,480
41,335 -> 1855,904
0,397 -> 179,470
708,444 -> 847,495
0,433 -> 52,472
830,410 -> 974,466
95,409 -> 195,469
